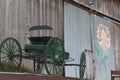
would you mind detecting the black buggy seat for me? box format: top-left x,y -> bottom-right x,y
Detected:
28,25 -> 52,44
28,36 -> 51,44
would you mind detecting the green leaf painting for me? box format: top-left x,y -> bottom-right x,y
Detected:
95,48 -> 108,80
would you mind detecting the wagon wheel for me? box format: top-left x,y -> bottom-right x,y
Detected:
0,37 -> 22,71
79,52 -> 86,79
45,37 -> 65,75
34,58 -> 43,74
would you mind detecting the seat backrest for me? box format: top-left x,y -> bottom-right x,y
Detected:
29,25 -> 53,31
28,36 -> 51,44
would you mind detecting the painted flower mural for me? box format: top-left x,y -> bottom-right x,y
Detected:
96,24 -> 111,80
97,24 -> 111,49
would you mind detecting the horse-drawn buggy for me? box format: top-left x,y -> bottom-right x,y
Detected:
0,25 -> 69,75
0,25 -> 86,78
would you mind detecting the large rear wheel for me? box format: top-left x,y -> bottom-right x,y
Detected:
0,37 -> 22,71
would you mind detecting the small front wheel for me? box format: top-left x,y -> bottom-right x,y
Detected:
34,58 -> 43,74
79,52 -> 86,78
45,37 -> 65,75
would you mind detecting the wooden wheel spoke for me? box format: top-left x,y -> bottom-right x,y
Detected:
1,50 -> 9,55
14,56 -> 20,61
5,41 -> 11,51
11,42 -> 17,52
54,65 -> 58,74
57,65 -> 60,70
8,60 -> 13,66
14,58 -> 19,65
12,43 -> 17,51
55,44 -> 61,51
56,49 -> 61,54
1,56 -> 8,58
52,66 -> 54,72
54,65 -> 57,74
50,65 -> 53,73
12,60 -> 16,67
34,60 -> 43,74
14,48 -> 20,54
8,40 -> 12,50
2,45 -> 9,53
49,64 -> 53,74
3,58 -> 9,63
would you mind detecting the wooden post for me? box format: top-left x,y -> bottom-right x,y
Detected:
111,70 -> 120,80
84,49 -> 94,80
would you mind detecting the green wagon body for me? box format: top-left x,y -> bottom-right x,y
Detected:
25,25 -> 69,60
24,36 -> 69,60
25,25 -> 69,75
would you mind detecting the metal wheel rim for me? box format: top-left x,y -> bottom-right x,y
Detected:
0,37 -> 22,71
45,37 -> 65,75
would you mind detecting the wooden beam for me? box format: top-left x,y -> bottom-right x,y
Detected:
111,70 -> 120,80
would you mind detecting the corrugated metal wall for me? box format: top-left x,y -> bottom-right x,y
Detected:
0,0 -> 64,71
64,2 -> 115,80
92,15 -> 115,80
64,2 -> 91,78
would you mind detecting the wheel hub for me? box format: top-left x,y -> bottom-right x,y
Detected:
9,51 -> 14,61
55,55 -> 59,59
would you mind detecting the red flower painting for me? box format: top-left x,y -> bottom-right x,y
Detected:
97,24 -> 111,49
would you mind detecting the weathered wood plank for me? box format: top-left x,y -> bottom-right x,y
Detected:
0,0 -> 64,72
85,49 -> 94,80
0,0 -> 5,42
72,0 -> 120,21
113,23 -> 120,70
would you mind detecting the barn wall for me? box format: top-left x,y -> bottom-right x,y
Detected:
64,2 -> 116,80
72,0 -> 120,20
113,23 -> 120,70
77,0 -> 120,78
0,0 -> 64,71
